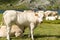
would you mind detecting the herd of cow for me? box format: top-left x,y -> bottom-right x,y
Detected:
0,10 -> 60,40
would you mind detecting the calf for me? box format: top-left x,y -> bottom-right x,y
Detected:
3,10 -> 44,40
0,25 -> 23,37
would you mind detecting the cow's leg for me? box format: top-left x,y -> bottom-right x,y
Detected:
28,27 -> 31,38
30,23 -> 34,40
5,20 -> 11,40
4,19 -> 11,40
28,31 -> 31,38
6,24 -> 11,40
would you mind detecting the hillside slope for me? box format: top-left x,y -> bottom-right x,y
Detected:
0,0 -> 60,10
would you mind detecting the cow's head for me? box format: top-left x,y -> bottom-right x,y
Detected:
35,11 -> 44,23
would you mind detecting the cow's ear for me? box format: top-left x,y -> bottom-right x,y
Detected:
35,13 -> 38,16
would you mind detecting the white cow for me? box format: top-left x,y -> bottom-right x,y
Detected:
0,25 -> 23,37
46,16 -> 57,20
44,11 -> 58,17
51,11 -> 58,16
44,10 -> 52,17
3,10 -> 44,40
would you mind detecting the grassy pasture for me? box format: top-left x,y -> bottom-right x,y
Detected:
0,14 -> 60,40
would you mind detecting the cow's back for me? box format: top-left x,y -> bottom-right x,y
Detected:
16,11 -> 37,26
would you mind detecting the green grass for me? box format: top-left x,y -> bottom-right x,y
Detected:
0,14 -> 60,40
0,14 -> 3,23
